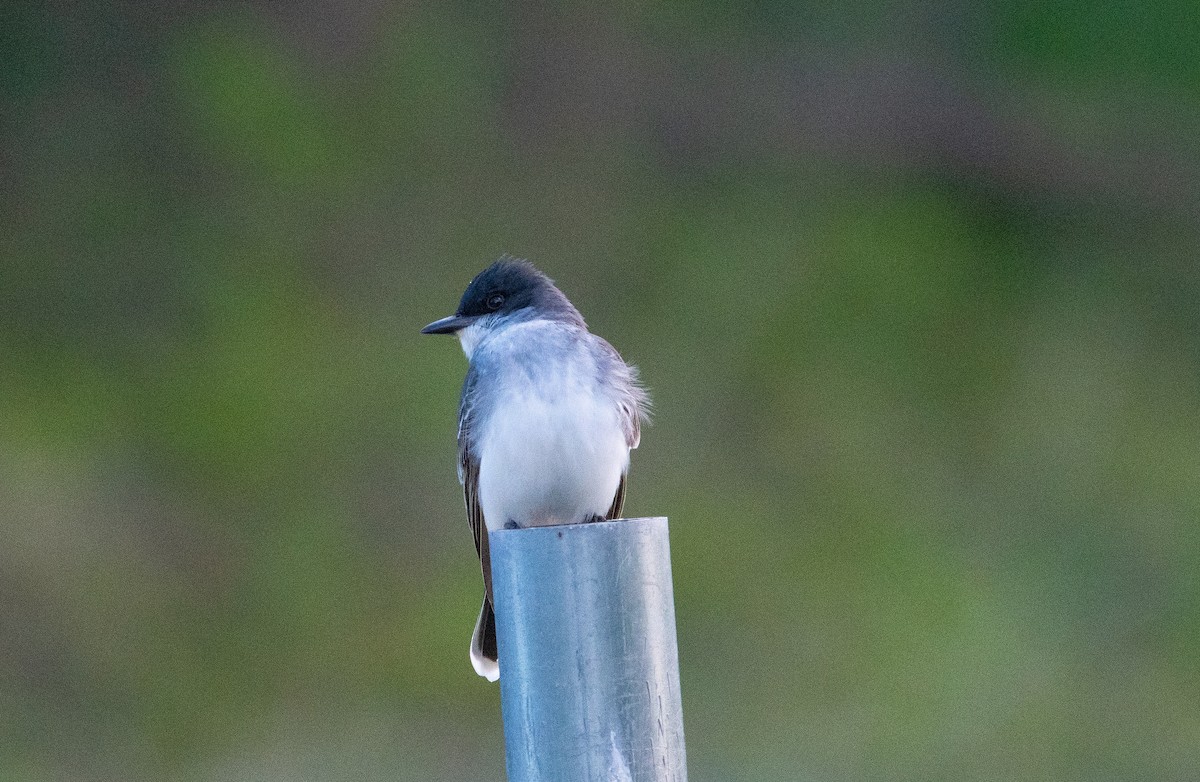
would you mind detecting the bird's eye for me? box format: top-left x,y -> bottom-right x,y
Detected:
486,293 -> 505,310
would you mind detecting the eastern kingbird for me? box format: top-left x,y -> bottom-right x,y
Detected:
421,257 -> 649,681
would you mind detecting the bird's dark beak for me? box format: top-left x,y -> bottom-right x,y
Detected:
421,314 -> 475,335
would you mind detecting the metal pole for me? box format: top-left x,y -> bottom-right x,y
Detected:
490,516 -> 687,782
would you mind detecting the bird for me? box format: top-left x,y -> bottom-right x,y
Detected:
421,256 -> 649,681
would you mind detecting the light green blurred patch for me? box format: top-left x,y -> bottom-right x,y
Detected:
173,15 -> 337,187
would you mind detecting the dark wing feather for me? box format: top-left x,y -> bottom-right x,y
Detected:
604,471 -> 627,520
460,444 -> 492,602
458,367 -> 498,669
593,334 -> 648,522
593,336 -> 648,450
457,368 -> 492,601
456,369 -> 489,602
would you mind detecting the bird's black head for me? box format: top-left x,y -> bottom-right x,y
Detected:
421,257 -> 584,335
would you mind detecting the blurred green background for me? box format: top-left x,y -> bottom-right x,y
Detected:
3,1 -> 1199,780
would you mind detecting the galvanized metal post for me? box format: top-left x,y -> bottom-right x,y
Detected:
490,516 -> 687,782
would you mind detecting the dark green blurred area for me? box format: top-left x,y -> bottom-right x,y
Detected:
2,1 -> 1199,780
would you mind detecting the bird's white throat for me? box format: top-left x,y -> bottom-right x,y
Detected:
456,321 -> 486,360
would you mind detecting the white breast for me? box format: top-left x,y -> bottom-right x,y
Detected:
475,354 -> 629,531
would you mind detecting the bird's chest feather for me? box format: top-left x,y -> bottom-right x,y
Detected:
475,379 -> 628,528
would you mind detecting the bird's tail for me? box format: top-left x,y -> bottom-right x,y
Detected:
470,596 -> 499,682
